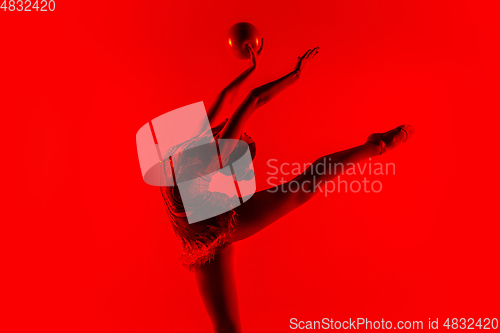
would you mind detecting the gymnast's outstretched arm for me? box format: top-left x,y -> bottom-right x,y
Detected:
206,40 -> 264,127
216,47 -> 319,163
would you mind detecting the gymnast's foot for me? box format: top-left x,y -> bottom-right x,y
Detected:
367,124 -> 415,154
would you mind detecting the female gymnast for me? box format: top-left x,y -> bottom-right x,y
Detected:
160,41 -> 415,333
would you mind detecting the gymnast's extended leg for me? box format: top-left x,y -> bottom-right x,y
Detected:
229,125 -> 415,242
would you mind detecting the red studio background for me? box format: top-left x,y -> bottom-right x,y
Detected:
1,1 -> 499,332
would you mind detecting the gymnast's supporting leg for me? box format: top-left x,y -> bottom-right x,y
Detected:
194,243 -> 241,333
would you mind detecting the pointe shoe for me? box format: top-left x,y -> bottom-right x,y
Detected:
367,124 -> 415,154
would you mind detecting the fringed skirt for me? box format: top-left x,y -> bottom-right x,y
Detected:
160,185 -> 239,272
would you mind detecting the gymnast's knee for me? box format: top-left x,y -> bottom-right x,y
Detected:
290,177 -> 318,205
